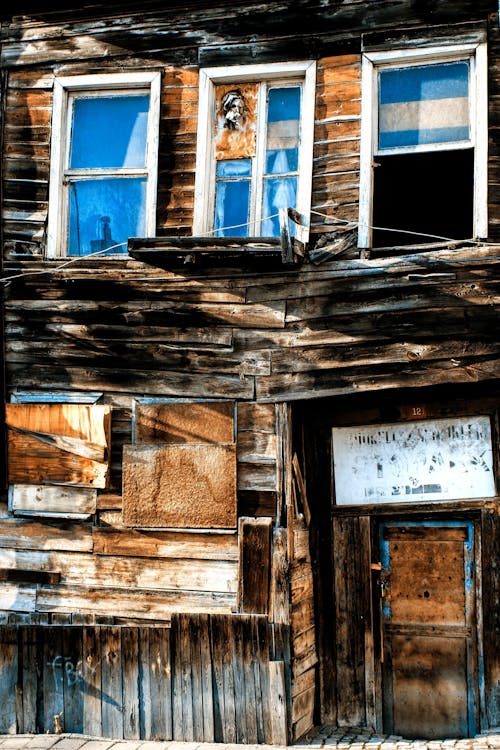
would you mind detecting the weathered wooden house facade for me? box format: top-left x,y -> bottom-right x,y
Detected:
0,0 -> 499,743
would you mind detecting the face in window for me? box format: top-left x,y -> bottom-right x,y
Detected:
222,90 -> 245,130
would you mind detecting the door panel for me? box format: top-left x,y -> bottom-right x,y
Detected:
392,634 -> 468,738
379,521 -> 478,739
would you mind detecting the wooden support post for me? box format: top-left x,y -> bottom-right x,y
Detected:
269,660 -> 288,745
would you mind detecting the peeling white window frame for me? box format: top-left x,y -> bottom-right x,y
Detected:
193,61 -> 316,242
47,71 -> 161,258
358,42 -> 488,248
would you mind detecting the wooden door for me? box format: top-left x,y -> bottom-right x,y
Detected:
379,520 -> 479,739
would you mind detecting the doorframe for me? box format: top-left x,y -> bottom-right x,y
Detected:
368,515 -> 486,737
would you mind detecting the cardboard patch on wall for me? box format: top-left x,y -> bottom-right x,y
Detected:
6,403 -> 111,488
122,443 -> 237,528
134,401 -> 234,444
214,82 -> 258,161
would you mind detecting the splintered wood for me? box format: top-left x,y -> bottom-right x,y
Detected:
122,443 -> 237,528
6,403 -> 111,488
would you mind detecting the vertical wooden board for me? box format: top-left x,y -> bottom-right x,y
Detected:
222,616 -> 237,743
101,626 -> 124,739
62,626 -> 83,733
82,626 -> 102,737
333,516 -> 366,726
43,627 -> 64,734
0,626 -> 18,734
192,615 -> 207,742
181,615 -> 195,742
238,517 -> 272,614
269,660 -> 288,746
254,615 -> 272,744
359,516 -> 376,730
242,616 -> 258,743
138,628 -> 152,740
21,626 -> 39,733
481,508 -> 500,727
171,615 -> 185,741
122,628 -> 140,739
148,627 -> 172,741
209,615 -> 225,742
199,614 -> 214,741
270,527 -> 290,625
231,616 -> 247,743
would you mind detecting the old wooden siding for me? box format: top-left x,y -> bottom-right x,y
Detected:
3,10 -> 500,253
0,616 -> 289,743
311,54 -> 361,237
5,246 -> 499,402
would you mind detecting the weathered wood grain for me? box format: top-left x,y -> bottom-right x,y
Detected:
238,517 -> 272,615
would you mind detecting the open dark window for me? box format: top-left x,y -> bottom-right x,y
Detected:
359,43 -> 487,249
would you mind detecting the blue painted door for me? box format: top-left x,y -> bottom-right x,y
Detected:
379,520 -> 479,739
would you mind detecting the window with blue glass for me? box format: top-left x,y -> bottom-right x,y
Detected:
67,94 -> 149,256
47,73 -> 160,258
213,83 -> 302,238
377,61 -> 470,152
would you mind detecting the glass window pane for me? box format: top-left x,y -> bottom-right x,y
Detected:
70,95 -> 150,169
266,87 -> 301,175
378,62 -> 470,150
261,176 -> 297,236
68,177 -> 147,255
214,180 -> 250,237
216,159 -> 252,177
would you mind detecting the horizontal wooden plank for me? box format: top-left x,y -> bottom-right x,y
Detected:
255,357 -> 500,402
4,298 -> 287,328
5,323 -> 234,346
93,528 -> 238,560
236,432 -> 277,464
0,518 -> 93,552
236,402 -> 276,433
0,583 -> 36,613
6,364 -> 255,399
36,585 -> 236,621
0,549 -> 238,594
9,485 -> 97,519
237,462 -> 277,492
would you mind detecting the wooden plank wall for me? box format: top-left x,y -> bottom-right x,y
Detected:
0,398 -> 280,623
0,617 -> 289,743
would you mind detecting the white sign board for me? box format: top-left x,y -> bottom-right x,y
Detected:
332,415 -> 495,505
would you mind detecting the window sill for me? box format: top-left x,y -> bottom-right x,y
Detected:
127,235 -> 305,269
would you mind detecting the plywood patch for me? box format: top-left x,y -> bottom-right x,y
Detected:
134,401 -> 234,444
122,444 -> 237,528
6,403 -> 110,488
